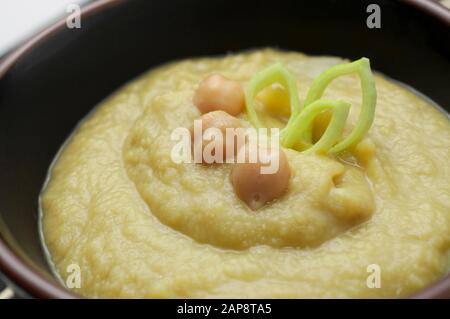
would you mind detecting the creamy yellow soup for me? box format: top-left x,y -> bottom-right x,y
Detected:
40,49 -> 450,298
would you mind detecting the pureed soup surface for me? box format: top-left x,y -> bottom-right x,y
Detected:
41,49 -> 450,298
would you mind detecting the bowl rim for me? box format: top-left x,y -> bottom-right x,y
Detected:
0,0 -> 449,299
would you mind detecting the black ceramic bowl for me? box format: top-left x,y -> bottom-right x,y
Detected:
0,0 -> 449,298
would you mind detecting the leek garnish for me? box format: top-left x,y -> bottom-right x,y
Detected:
282,99 -> 351,154
245,63 -> 300,129
244,58 -> 377,154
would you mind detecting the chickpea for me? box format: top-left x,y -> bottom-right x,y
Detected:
193,74 -> 245,116
191,110 -> 245,163
231,145 -> 290,210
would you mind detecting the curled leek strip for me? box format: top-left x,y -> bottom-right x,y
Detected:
244,58 -> 376,154
282,99 -> 351,154
302,57 -> 377,153
245,63 -> 300,129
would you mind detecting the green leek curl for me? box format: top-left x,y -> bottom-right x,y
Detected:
245,63 -> 300,129
282,99 -> 351,154
244,58 -> 377,154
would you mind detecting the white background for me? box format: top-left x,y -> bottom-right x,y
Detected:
0,0 -> 88,56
